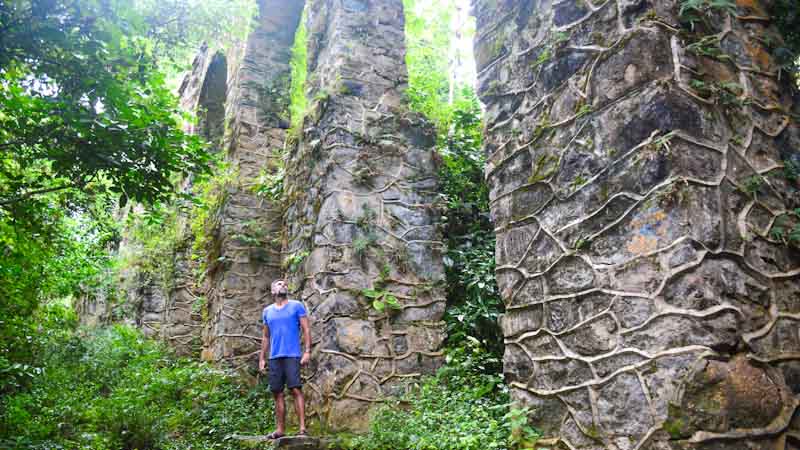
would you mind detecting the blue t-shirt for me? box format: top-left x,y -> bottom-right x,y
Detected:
262,300 -> 307,359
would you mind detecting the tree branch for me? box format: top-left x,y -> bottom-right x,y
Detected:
0,183 -> 77,207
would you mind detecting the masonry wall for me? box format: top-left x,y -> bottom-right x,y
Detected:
197,0 -> 305,370
473,0 -> 800,448
80,0 -> 450,432
283,0 -> 447,430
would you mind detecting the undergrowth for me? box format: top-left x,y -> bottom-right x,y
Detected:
335,342 -> 539,450
0,319 -> 274,450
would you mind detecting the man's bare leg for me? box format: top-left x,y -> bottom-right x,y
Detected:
290,387 -> 306,433
273,391 -> 286,435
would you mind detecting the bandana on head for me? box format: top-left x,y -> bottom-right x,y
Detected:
271,279 -> 286,296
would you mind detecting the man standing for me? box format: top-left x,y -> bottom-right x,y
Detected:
259,279 -> 311,439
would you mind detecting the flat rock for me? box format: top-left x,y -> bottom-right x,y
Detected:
229,434 -> 324,450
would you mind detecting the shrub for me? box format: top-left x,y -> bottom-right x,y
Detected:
0,325 -> 275,450
337,343 -> 538,450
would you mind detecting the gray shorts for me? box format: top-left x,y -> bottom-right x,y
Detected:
268,357 -> 302,393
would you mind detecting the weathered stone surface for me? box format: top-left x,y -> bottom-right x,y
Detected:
200,0 -> 304,368
284,0 -> 446,431
474,0 -> 800,447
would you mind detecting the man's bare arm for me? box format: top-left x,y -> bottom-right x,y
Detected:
259,324 -> 270,371
300,316 -> 311,365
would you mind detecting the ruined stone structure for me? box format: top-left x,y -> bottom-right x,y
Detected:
81,45 -> 232,355
76,0 -> 800,440
474,0 -> 800,448
199,0 -> 304,367
78,0 -> 448,431
283,0 -> 447,430
80,2 -> 305,364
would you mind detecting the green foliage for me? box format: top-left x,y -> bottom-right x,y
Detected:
529,154 -> 559,184
289,7 -> 309,133
338,342 -> 537,450
689,79 -> 746,106
770,209 -> 800,249
742,174 -> 764,198
436,102 -> 504,363
768,0 -> 800,78
402,0 -> 503,362
353,232 -> 379,262
0,204 -> 116,394
129,0 -> 257,77
403,0 -> 476,132
0,0 -> 258,396
785,158 -> 800,183
534,48 -> 552,68
678,0 -> 736,30
253,166 -> 286,202
0,325 -> 274,449
361,287 -> 401,312
0,1 -> 216,212
0,302 -> 79,394
190,158 -> 236,267
121,202 -> 182,290
575,103 -> 593,118
284,250 -> 309,273
685,35 -> 730,61
505,407 -> 541,449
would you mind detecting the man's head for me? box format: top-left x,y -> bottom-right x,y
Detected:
271,279 -> 288,298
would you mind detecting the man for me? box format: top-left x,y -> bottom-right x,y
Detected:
259,279 -> 311,439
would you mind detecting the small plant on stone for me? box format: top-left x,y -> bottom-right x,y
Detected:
679,0 -> 737,30
284,250 -> 309,273
253,166 -> 285,202
742,174 -> 765,198
232,220 -> 269,246
685,35 -> 730,61
689,78 -> 713,98
783,158 -> 799,184
554,30 -> 570,46
529,153 -> 558,184
356,203 -> 377,230
191,295 -> 206,315
362,287 -> 402,312
314,87 -> 331,103
388,245 -> 412,273
533,48 -> 551,68
653,131 -> 676,153
574,237 -> 592,251
531,116 -> 552,142
638,9 -> 660,24
352,164 -> 376,187
769,209 -> 800,249
571,174 -> 588,190
716,81 -> 745,107
575,103 -> 593,119
353,231 -> 378,262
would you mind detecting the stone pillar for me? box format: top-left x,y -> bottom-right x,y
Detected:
474,0 -> 800,448
284,0 -> 447,430
201,0 -> 305,368
154,45 -> 231,356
